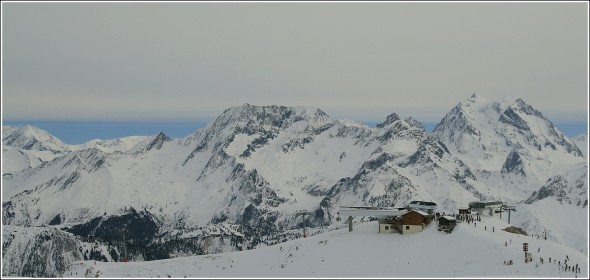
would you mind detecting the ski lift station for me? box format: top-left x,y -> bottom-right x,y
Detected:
339,200 -> 437,235
407,201 -> 437,215
468,200 -> 503,216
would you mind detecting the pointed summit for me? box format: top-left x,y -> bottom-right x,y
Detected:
404,116 -> 425,131
376,113 -> 401,128
2,125 -> 71,153
145,132 -> 171,151
464,93 -> 488,106
433,95 -> 584,172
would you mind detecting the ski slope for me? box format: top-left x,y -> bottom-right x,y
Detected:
63,215 -> 588,278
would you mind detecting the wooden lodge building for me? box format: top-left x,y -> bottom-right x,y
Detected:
378,210 -> 432,234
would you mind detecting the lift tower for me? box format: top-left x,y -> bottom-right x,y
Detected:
501,205 -> 516,224
120,228 -> 128,262
295,210 -> 312,238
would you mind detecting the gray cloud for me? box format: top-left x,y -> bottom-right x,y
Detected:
2,2 -> 587,122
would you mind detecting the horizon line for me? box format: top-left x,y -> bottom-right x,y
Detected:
2,117 -> 588,124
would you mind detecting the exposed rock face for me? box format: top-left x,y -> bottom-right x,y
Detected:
525,166 -> 588,207
501,150 -> 526,177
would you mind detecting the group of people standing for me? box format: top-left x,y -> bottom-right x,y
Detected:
538,254 -> 581,276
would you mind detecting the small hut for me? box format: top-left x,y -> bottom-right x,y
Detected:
438,216 -> 457,233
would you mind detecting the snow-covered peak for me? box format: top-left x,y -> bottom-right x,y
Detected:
70,135 -> 152,153
573,131 -> 588,142
433,95 -> 583,172
181,104 -> 335,163
127,132 -> 172,153
572,132 -> 588,158
334,119 -> 369,129
376,113 -> 401,128
2,125 -> 71,154
374,113 -> 425,132
403,116 -> 425,131
215,104 -> 333,132
466,92 -> 487,103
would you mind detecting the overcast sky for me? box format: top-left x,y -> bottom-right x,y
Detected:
2,2 -> 588,123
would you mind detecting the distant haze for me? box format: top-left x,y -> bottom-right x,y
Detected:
2,2 -> 588,123
2,120 -> 586,145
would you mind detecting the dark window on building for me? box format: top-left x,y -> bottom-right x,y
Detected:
385,226 -> 389,230
406,226 -> 410,230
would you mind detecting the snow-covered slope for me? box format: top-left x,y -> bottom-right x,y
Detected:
63,218 -> 588,278
515,198 -> 588,255
1,146 -> 45,173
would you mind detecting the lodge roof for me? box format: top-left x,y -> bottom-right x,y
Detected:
407,210 -> 429,216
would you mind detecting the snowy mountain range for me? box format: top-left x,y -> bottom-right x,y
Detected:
1,95 -> 588,277
1,125 -> 151,174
